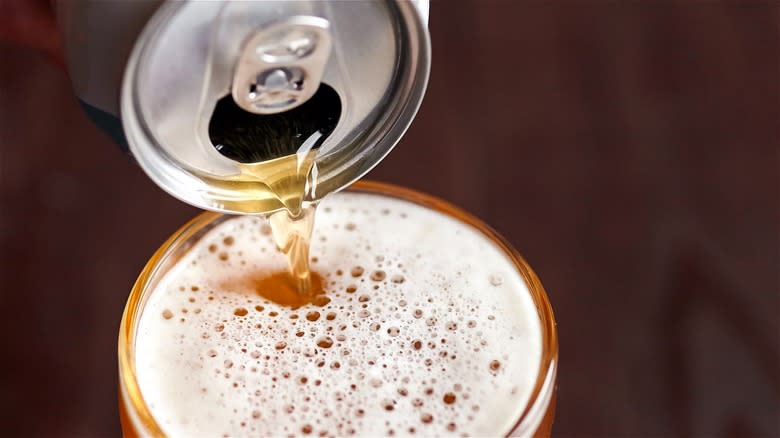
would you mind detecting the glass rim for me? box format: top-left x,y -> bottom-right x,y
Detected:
118,180 -> 558,436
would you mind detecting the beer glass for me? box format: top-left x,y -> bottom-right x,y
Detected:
118,181 -> 558,437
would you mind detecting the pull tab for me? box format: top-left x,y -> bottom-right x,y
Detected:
232,16 -> 332,115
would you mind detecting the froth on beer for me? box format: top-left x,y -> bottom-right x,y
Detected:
133,191 -> 544,436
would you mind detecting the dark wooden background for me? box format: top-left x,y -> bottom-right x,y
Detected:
0,1 -> 777,437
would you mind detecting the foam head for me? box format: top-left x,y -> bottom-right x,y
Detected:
133,191 -> 543,436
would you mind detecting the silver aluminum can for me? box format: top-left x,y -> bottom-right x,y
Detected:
57,1 -> 430,214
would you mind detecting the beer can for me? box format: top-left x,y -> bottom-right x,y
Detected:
57,1 -> 430,214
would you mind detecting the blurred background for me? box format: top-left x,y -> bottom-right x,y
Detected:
0,1 -> 777,437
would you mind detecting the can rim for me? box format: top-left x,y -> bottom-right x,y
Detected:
121,1 -> 431,215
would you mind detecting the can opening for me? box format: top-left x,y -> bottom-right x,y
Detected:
208,83 -> 342,164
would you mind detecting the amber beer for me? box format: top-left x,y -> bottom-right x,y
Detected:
118,181 -> 558,437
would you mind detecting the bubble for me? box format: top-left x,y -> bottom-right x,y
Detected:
306,311 -> 321,322
345,223 -> 356,231
275,342 -> 287,351
489,360 -> 501,371
487,274 -> 504,287
382,399 -> 396,411
413,309 -> 423,319
207,350 -> 217,358
214,323 -> 225,332
252,410 -> 261,419
224,360 -> 233,369
312,296 -> 331,307
208,244 -> 217,253
421,413 -> 433,424
387,327 -> 400,337
345,285 -> 357,293
426,317 -> 437,326
255,305 -> 265,312
446,321 -> 457,330
391,274 -> 405,284
447,422 -> 457,432
443,393 -> 456,404
350,267 -> 364,277
370,270 -> 386,281
218,252 -> 229,261
317,337 -> 334,348
412,340 -> 423,350
234,308 -> 248,317
223,236 -> 234,246
162,309 -> 173,320
358,295 -> 370,303
325,312 -> 337,321
301,424 -> 313,434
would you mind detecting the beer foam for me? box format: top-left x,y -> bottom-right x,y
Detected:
134,191 -> 543,437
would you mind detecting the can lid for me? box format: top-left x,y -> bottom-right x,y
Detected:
122,1 -> 430,214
